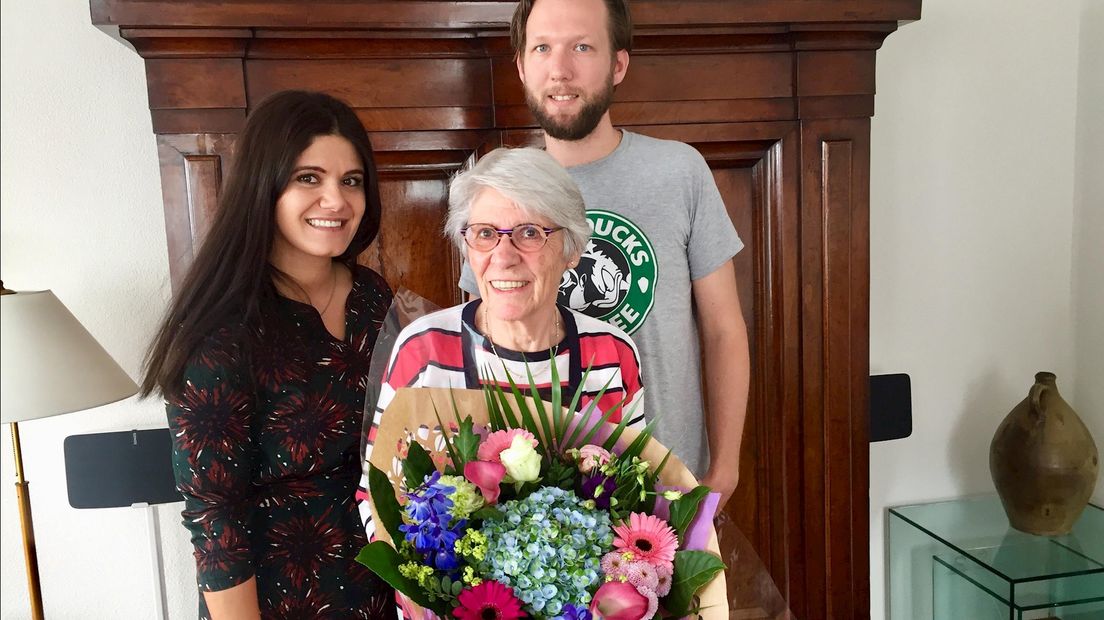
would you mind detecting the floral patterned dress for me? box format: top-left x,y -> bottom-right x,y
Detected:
166,265 -> 394,619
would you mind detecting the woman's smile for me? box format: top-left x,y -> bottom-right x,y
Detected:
489,279 -> 530,291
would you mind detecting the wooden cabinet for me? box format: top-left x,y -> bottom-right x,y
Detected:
92,2 -> 921,617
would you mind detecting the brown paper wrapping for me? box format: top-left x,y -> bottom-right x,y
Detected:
367,387 -> 727,619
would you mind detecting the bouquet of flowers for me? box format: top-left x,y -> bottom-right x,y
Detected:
357,366 -> 727,620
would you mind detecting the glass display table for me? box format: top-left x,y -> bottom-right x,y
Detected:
888,495 -> 1103,619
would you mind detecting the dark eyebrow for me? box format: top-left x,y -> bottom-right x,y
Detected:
292,166 -> 365,176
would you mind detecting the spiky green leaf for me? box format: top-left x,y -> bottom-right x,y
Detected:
619,408 -> 659,461
445,392 -> 481,466
431,400 -> 463,473
564,368 -> 616,448
488,378 -> 521,429
500,362 -> 545,443
481,369 -> 507,431
521,360 -> 554,448
548,345 -> 563,445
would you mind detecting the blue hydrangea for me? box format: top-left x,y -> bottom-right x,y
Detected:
477,487 -> 612,617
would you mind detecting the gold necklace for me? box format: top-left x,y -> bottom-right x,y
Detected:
310,264 -> 339,316
482,305 -> 561,377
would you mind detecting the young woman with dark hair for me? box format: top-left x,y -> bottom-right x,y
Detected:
142,90 -> 394,619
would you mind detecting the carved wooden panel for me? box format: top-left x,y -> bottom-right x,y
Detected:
367,173 -> 467,308
156,134 -> 236,290
799,119 -> 872,619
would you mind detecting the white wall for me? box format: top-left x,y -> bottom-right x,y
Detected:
870,1 -> 1090,619
0,1 -> 195,618
1072,0 -> 1104,508
1,1 -> 1097,619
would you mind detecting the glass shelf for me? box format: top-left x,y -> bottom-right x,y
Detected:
888,495 -> 1103,619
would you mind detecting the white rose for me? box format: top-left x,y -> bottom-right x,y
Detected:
498,435 -> 541,482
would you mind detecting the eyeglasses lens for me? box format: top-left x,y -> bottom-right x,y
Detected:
464,224 -> 548,252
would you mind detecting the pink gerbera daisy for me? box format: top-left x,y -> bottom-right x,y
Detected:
612,513 -> 679,566
453,580 -> 526,620
477,429 -> 536,463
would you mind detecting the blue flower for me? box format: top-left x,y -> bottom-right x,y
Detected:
552,603 -> 592,620
477,487 -> 612,616
401,471 -> 466,571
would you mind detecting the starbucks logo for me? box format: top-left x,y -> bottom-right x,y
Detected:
558,210 -> 657,334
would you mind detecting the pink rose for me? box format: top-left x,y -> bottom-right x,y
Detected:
589,581 -> 649,620
477,429 -> 537,463
463,460 -> 506,504
577,444 -> 612,474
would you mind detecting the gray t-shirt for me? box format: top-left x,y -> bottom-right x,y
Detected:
460,130 -> 743,476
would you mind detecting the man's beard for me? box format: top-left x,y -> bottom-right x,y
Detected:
525,77 -> 615,141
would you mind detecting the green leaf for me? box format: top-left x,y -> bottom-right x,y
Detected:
521,359 -> 554,449
355,541 -> 448,615
453,415 -> 482,465
548,345 -> 563,447
500,362 -> 545,442
564,368 -> 615,448
452,579 -> 463,596
443,391 -> 481,467
367,463 -> 405,546
471,506 -> 505,521
480,370 -> 507,431
431,400 -> 463,472
561,364 -> 592,448
546,457 -> 577,490
515,479 -> 543,498
488,378 -> 521,429
597,395 -> 632,451
547,357 -> 568,451
663,550 -> 726,616
618,407 -> 659,461
403,440 -> 436,491
651,449 -> 672,479
668,485 -> 711,544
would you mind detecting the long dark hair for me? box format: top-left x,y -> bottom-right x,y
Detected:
140,90 -> 381,398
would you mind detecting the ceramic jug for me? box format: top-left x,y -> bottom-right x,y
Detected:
990,372 -> 1099,535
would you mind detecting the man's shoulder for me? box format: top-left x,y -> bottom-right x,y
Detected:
622,131 -> 703,161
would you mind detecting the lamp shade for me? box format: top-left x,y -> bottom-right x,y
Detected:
1,290 -> 138,423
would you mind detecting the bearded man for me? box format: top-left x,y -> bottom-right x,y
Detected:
460,0 -> 750,507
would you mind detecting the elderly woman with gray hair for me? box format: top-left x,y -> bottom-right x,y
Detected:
357,147 -> 643,537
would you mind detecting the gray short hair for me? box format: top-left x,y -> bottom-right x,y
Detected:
445,147 -> 590,260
